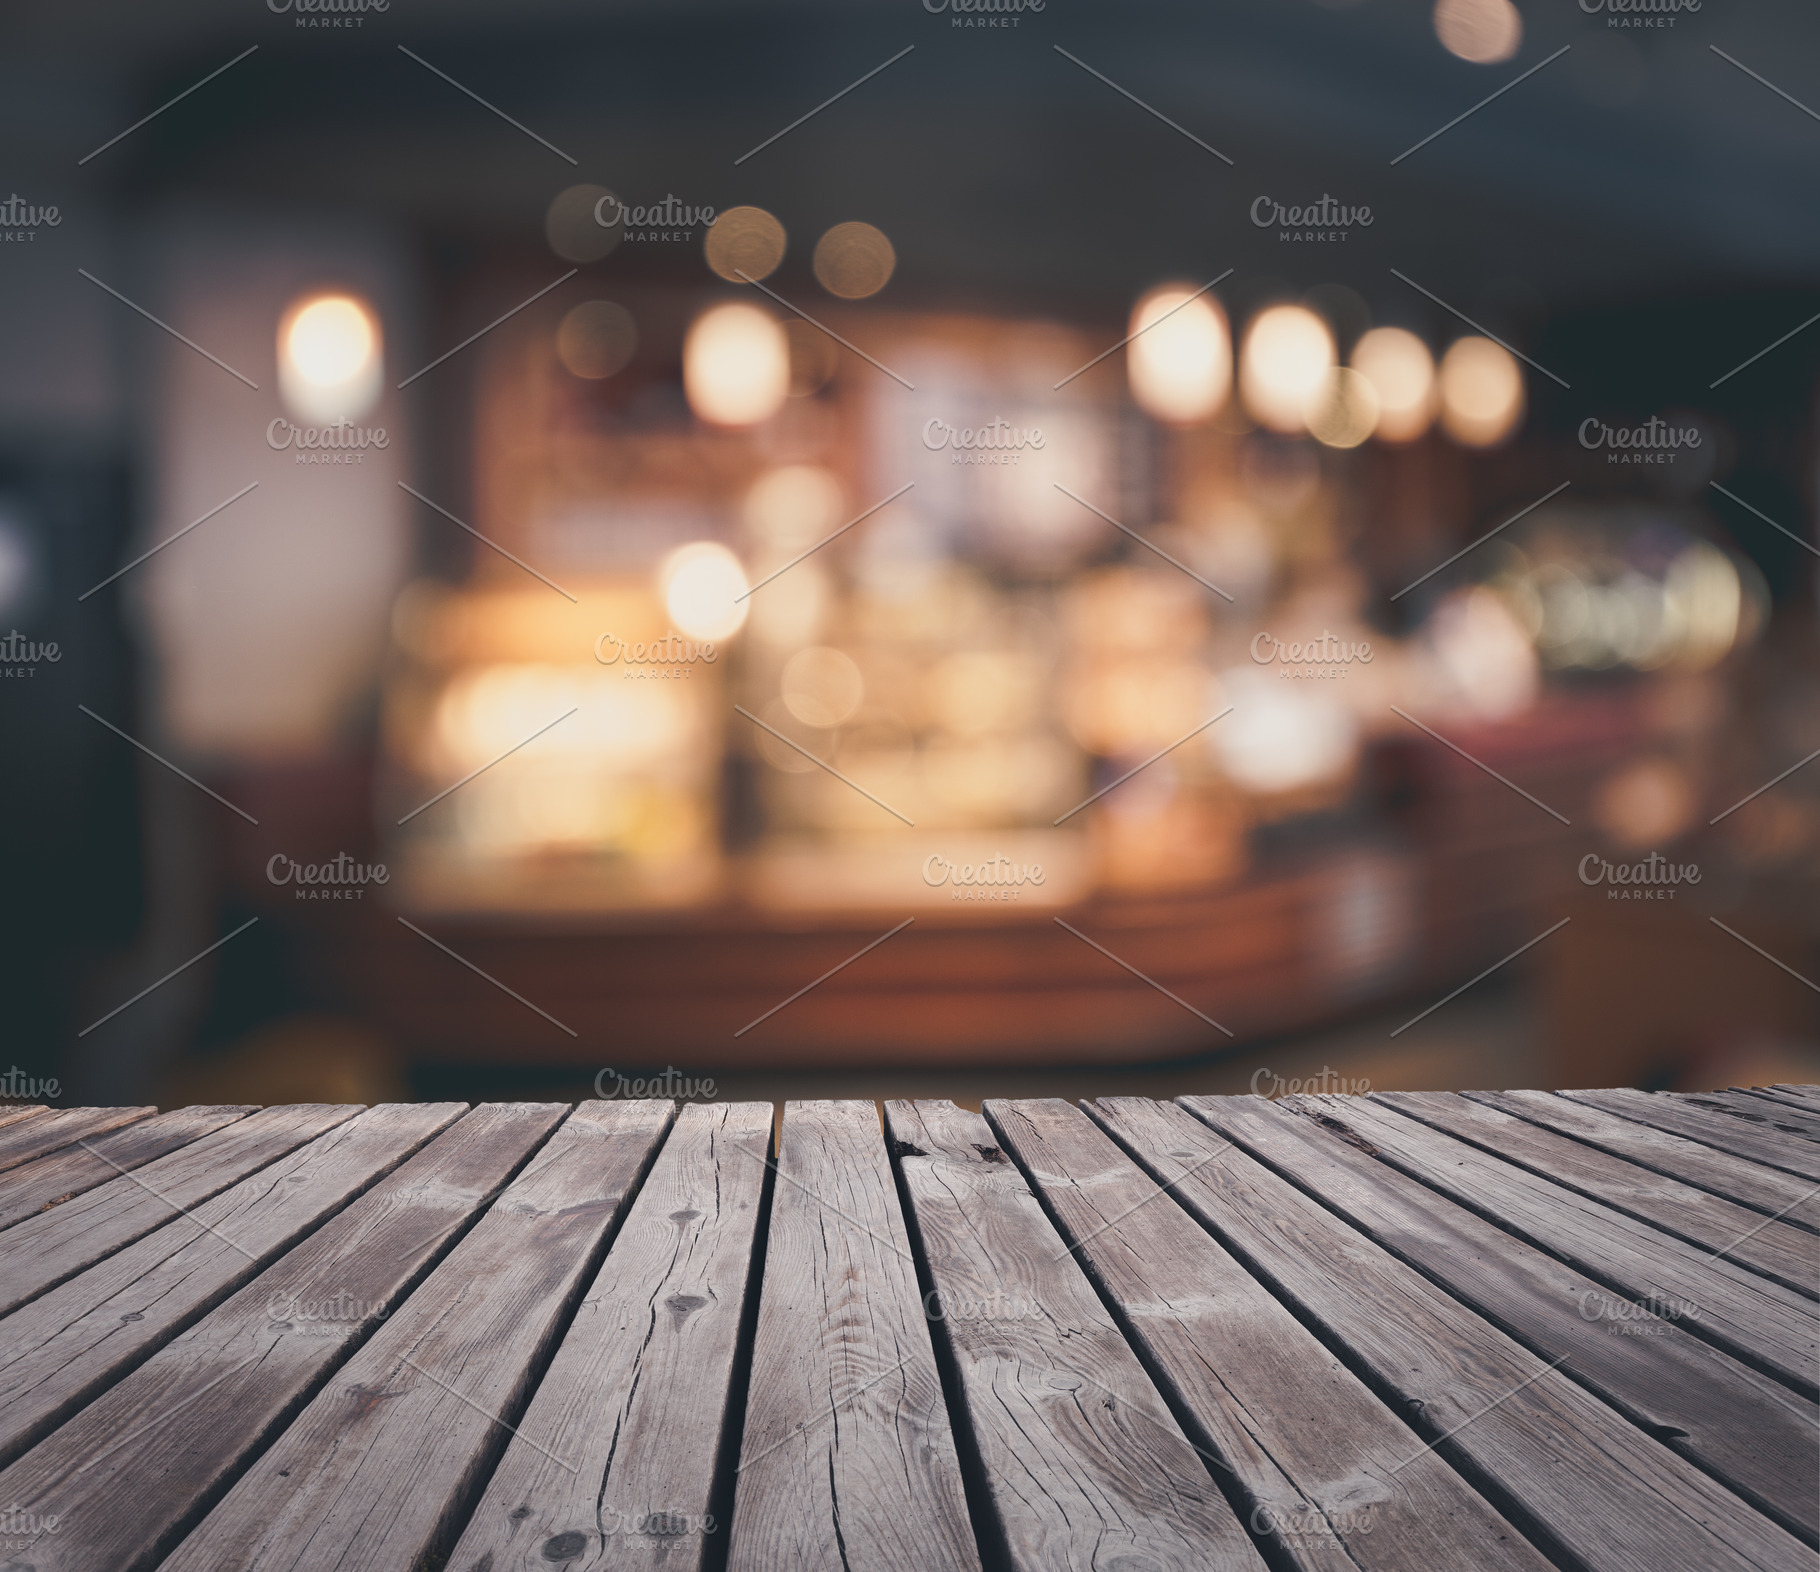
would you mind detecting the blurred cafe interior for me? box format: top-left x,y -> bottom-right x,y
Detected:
2,0 -> 1817,1109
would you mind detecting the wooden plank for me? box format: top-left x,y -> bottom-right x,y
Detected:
0,1105 -> 48,1129
727,1101 -> 980,1572
986,1097 -> 1550,1572
1562,1088 -> 1820,1182
1378,1092 -> 1818,1297
1294,1094 -> 1819,1396
888,1099 -> 1266,1572
0,1102 -> 463,1469
1175,1093 -> 1819,1544
1103,1095 -> 1812,1572
444,1101 -> 772,1572
1468,1089 -> 1820,1234
1681,1091 -> 1820,1145
0,1106 -> 156,1174
0,1104 -> 359,1318
0,1106 -> 254,1234
1743,1087 -> 1820,1118
1771,1085 -> 1820,1111
0,1103 -> 567,1572
159,1100 -> 674,1572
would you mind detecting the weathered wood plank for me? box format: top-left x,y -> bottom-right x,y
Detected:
727,1101 -> 980,1572
887,1099 -> 1266,1572
0,1103 -> 566,1572
0,1106 -> 254,1235
0,1106 -> 156,1174
1294,1094 -> 1818,1396
1770,1085 -> 1820,1111
445,1101 -> 772,1572
0,1103 -> 462,1469
159,1100 -> 674,1572
1378,1092 -> 1817,1297
1179,1093 -> 1819,1544
0,1105 -> 48,1129
1562,1088 -> 1820,1182
1102,1095 -> 1810,1572
1742,1087 -> 1820,1119
1680,1091 -> 1820,1145
0,1104 -> 359,1318
986,1097 -> 1549,1572
1468,1089 -> 1820,1233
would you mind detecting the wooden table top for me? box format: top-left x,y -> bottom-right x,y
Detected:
0,1085 -> 1814,1571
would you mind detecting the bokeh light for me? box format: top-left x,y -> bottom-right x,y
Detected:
704,206 -> 787,283
1239,305 -> 1335,433
556,300 -> 637,380
544,184 -> 622,263
1126,285 -> 1231,425
1438,336 -> 1524,447
782,646 -> 865,727
278,293 -> 381,423
1350,327 -> 1436,442
683,303 -> 790,426
1306,366 -> 1380,449
812,222 -> 897,299
1433,0 -> 1522,64
660,541 -> 750,640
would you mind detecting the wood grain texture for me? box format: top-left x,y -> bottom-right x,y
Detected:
1106,1096 -> 1811,1572
1182,1093 -> 1819,1544
1464,1090 -> 1820,1234
160,1100 -> 674,1572
0,1107 -> 156,1174
1680,1091 -> 1820,1145
0,1103 -> 461,1469
1741,1087 -> 1820,1119
1295,1094 -> 1819,1396
888,1099 -> 1265,1572
0,1106 -> 253,1235
0,1104 -> 359,1318
1562,1089 -> 1820,1182
727,1100 -> 980,1572
1377,1092 -> 1817,1297
0,1106 -> 48,1129
986,1097 -> 1548,1572
1770,1086 -> 1820,1111
446,1102 -> 772,1572
0,1103 -> 566,1572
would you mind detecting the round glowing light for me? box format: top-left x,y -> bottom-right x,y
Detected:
745,465 -> 846,549
812,222 -> 896,299
556,300 -> 637,380
1593,758 -> 1696,849
660,541 -> 749,641
1350,327 -> 1436,442
781,646 -> 865,727
683,303 -> 789,426
1307,366 -> 1380,449
1438,336 -> 1525,447
1214,668 -> 1358,793
1239,305 -> 1335,433
545,184 -> 621,263
1433,0 -> 1522,63
1126,284 -> 1231,425
704,206 -> 787,283
278,293 -> 381,423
